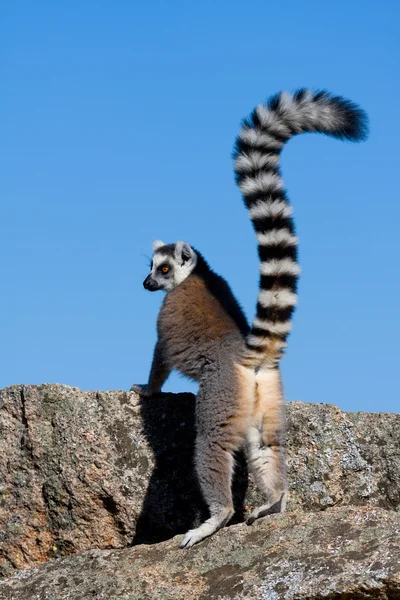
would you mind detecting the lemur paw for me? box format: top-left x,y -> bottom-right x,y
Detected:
246,495 -> 286,525
130,384 -> 154,397
179,528 -> 204,549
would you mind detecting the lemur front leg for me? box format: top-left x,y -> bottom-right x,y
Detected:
130,340 -> 171,396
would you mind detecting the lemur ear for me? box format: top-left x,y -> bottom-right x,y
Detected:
175,241 -> 196,265
152,240 -> 166,251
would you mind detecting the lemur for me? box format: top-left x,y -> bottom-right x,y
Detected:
131,89 -> 368,549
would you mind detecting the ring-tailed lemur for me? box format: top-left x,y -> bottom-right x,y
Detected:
131,90 -> 368,548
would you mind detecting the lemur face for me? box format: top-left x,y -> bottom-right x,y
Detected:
143,241 -> 198,292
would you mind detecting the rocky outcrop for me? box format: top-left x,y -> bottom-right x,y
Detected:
0,384 -> 399,586
0,506 -> 399,599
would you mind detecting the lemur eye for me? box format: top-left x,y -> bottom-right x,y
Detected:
162,266 -> 169,274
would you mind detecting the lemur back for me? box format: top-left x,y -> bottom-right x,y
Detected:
158,250 -> 249,380
132,89 -> 368,549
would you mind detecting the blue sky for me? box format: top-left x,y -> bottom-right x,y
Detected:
1,1 -> 399,413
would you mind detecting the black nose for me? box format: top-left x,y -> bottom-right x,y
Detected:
143,275 -> 157,291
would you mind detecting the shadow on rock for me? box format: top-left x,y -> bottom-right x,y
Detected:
132,392 -> 249,546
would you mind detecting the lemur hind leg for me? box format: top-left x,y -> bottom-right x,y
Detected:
180,435 -> 235,549
246,366 -> 287,525
180,362 -> 255,548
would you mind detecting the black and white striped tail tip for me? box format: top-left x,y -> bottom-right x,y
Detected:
234,89 -> 369,159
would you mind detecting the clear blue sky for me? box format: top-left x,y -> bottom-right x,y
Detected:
1,1 -> 399,413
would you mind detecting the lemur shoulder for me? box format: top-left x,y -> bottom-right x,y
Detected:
131,89 -> 368,548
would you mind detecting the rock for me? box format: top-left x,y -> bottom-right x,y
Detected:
0,506 -> 399,599
0,384 -> 399,579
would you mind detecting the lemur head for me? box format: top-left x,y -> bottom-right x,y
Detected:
143,240 -> 198,292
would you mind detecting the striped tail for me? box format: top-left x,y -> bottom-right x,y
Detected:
234,89 -> 368,368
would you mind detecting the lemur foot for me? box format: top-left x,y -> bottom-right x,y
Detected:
246,492 -> 287,525
180,527 -> 207,549
180,507 -> 234,549
130,384 -> 155,397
